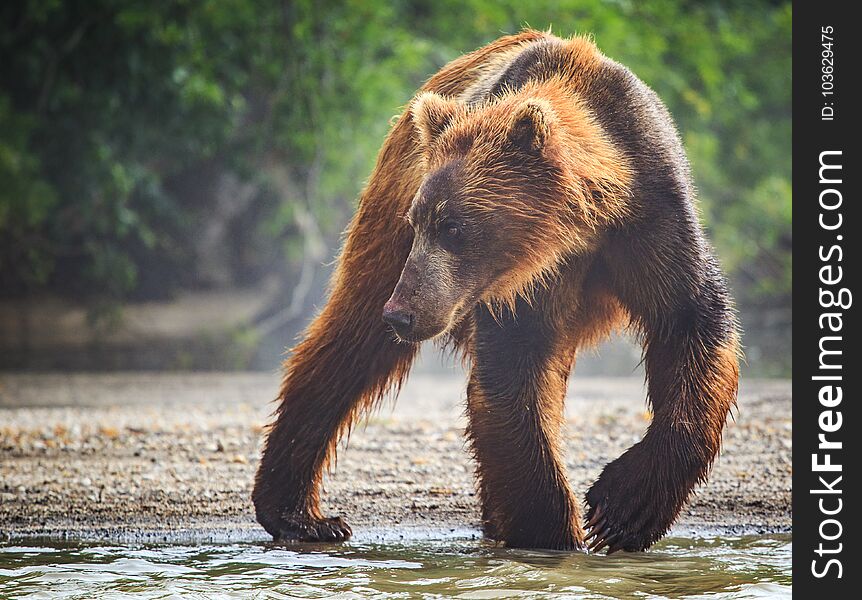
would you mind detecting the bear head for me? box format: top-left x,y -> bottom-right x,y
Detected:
383,84 -> 631,342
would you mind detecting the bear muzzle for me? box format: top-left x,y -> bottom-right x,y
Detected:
382,300 -> 416,338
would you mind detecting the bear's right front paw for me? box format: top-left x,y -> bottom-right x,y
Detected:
269,513 -> 353,543
272,515 -> 353,542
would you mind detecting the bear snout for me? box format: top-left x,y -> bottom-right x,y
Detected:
382,300 -> 415,337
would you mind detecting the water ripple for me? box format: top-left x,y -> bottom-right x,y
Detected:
0,535 -> 791,599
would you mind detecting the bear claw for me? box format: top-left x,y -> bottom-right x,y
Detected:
585,503 -> 621,554
272,514 -> 353,543
584,490 -> 678,554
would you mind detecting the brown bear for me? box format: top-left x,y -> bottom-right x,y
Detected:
252,29 -> 739,554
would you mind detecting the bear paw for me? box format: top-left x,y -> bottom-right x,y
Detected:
584,455 -> 685,554
263,511 -> 353,543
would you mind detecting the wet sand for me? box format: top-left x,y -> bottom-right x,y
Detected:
0,372 -> 791,543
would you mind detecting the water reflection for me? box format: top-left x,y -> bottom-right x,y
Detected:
0,535 -> 791,598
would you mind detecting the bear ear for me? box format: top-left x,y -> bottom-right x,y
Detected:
411,92 -> 458,148
508,100 -> 553,153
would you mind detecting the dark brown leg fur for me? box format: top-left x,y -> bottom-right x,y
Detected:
251,125 -> 418,539
577,53 -> 740,553
466,297 -> 585,551
585,232 -> 739,553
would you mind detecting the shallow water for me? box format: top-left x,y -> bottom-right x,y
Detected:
0,534 -> 790,599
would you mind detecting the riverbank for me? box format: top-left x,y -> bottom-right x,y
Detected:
0,372 -> 791,543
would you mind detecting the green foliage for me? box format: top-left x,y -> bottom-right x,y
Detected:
1,0 -> 791,313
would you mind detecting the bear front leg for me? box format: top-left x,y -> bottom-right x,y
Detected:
252,119 -> 421,542
252,248 -> 419,542
585,270 -> 739,553
466,301 -> 584,551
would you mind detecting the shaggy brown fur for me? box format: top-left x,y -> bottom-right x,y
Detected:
253,30 -> 739,553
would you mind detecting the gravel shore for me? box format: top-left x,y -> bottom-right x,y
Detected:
0,372 -> 791,543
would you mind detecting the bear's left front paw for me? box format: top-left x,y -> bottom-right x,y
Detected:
584,454 -> 688,554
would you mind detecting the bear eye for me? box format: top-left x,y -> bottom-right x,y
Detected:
440,219 -> 460,240
438,218 -> 464,251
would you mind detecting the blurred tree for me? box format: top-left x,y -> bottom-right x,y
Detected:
0,0 -> 790,368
